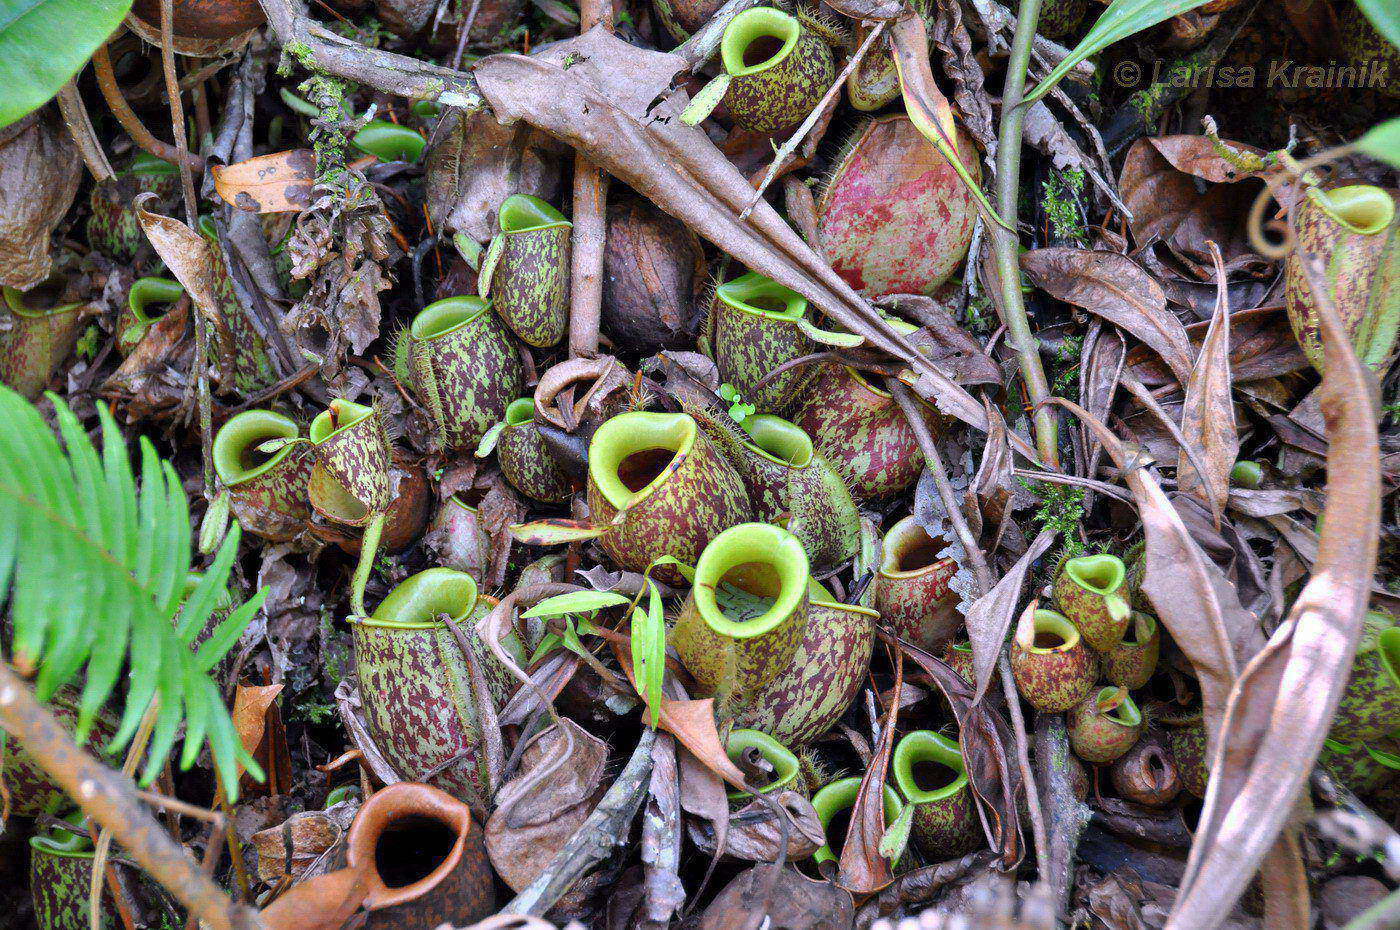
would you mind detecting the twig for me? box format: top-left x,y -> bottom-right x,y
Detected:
90,704 -> 160,930
991,0 -> 1057,468
257,0 -> 486,110
742,22 -> 886,219
136,789 -> 226,823
890,382 -> 992,592
0,666 -> 260,930
55,82 -> 115,181
673,0 -> 762,69
568,0 -> 614,359
1031,713 -> 1090,917
90,45 -> 205,171
501,726 -> 658,915
1001,655 -> 1048,871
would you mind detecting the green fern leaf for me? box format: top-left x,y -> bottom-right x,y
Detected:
0,387 -> 262,800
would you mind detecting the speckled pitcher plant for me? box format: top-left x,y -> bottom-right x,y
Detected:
810,776 -> 903,867
721,414 -> 860,571
1067,687 -> 1144,764
0,286 -> 87,400
487,398 -> 574,503
685,7 -> 836,133
1285,183 -> 1398,373
674,523 -> 876,746
351,569 -> 525,810
117,277 -> 184,356
197,216 -> 278,394
1102,611 -> 1160,690
582,410 -> 752,573
874,516 -> 961,653
818,115 -> 982,300
709,272 -> 862,414
213,409 -> 314,543
1330,611 -> 1400,743
1053,553 -> 1131,652
673,523 -> 810,714
892,730 -> 980,859
396,296 -> 524,451
86,152 -> 178,262
309,399 -> 392,616
1010,608 -> 1097,713
481,194 -> 572,348
789,365 -> 936,499
29,819 -> 121,930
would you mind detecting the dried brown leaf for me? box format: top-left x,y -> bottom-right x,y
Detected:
837,658 -> 898,894
687,790 -> 825,862
212,150 -> 315,213
471,31 -> 1000,443
1166,235 -> 1381,930
1176,246 -> 1238,524
486,719 -> 608,892
0,111 -> 82,289
1021,248 -> 1195,385
965,530 -> 1056,701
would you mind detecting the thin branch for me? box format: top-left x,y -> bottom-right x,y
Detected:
990,0 -> 1057,467
673,0 -> 762,68
0,665 -> 261,930
55,82 -> 115,182
742,21 -> 886,218
90,45 -> 205,171
568,0 -> 615,359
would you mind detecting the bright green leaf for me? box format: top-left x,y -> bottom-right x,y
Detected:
632,581 -> 666,728
1355,0 -> 1400,50
1358,118 -> 1400,170
879,804 -> 913,860
521,589 -> 630,619
0,0 -> 133,129
1024,0 -> 1219,105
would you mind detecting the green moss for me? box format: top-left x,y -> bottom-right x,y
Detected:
1017,477 -> 1088,555
1041,168 -> 1087,245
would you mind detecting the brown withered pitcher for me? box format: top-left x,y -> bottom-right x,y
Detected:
261,782 -> 495,930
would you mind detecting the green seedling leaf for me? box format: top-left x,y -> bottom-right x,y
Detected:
509,518 -> 607,545
474,421 -> 506,458
0,0 -> 133,129
1358,118 -> 1400,171
632,581 -> 666,728
879,805 -> 914,860
1024,0 -> 1222,105
522,589 -> 631,619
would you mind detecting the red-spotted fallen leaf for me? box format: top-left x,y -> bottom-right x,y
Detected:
211,150 -> 315,213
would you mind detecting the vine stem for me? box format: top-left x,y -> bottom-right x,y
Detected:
350,511 -> 387,618
991,0 -> 1058,468
0,665 -> 260,930
90,45 -> 205,172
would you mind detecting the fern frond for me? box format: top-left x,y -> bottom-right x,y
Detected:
0,387 -> 262,800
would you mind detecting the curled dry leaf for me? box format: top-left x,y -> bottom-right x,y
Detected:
698,866 -> 855,930
965,529 -> 1057,701
486,718 -> 609,892
0,111 -> 83,289
1118,135 -> 1272,272
838,656 -> 901,895
686,789 -> 825,862
1021,248 -> 1196,386
212,150 -> 316,213
1166,240 -> 1382,929
1126,305 -> 1309,388
1176,246 -> 1238,525
249,807 -> 349,886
